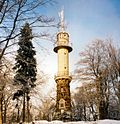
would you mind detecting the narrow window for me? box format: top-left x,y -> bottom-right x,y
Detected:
61,88 -> 64,92
60,103 -> 64,107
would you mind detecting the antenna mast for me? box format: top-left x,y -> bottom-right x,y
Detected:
59,8 -> 65,32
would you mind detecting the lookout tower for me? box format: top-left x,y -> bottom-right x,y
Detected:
53,9 -> 73,120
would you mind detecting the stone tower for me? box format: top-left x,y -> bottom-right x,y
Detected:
53,10 -> 73,120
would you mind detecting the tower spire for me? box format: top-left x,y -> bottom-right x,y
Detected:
59,8 -> 65,32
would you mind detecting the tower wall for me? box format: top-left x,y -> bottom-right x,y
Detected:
56,78 -> 71,112
58,48 -> 69,76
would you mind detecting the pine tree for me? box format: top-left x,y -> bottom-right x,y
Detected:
13,23 -> 37,122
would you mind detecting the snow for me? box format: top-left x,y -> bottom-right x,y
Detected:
28,120 -> 120,124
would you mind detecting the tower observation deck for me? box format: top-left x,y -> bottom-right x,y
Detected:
53,9 -> 73,120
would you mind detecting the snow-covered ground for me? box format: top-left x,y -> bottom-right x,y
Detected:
28,120 -> 120,124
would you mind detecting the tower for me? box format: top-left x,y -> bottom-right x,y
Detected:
53,10 -> 73,120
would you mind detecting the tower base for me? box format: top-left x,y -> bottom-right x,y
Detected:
53,111 -> 72,121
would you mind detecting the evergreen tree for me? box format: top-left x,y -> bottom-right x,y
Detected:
13,23 -> 37,122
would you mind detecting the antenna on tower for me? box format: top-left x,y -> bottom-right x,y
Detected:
58,7 -> 65,32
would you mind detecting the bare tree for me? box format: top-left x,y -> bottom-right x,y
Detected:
35,96 -> 55,121
73,82 -> 97,121
74,39 -> 120,119
106,42 -> 120,117
0,0 -> 56,60
0,56 -> 14,123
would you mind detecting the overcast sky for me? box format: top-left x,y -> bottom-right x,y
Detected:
35,0 -> 120,93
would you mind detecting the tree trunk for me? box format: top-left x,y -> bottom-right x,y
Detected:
27,93 -> 30,123
83,102 -> 86,121
2,96 -> 7,124
0,94 -> 2,124
17,99 -> 20,123
96,77 -> 100,120
3,104 -> 6,124
99,100 -> 108,119
22,93 -> 26,122
17,107 -> 20,123
90,103 -> 97,121
97,77 -> 109,119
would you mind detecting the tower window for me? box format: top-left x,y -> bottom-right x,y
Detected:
64,67 -> 66,69
64,52 -> 66,55
61,88 -> 64,92
60,103 -> 64,108
59,98 -> 65,109
64,41 -> 66,44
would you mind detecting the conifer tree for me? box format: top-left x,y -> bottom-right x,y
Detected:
13,23 -> 37,122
